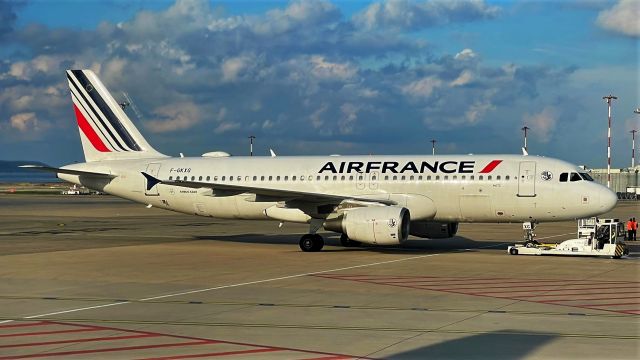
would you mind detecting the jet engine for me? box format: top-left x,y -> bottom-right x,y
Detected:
324,206 -> 410,245
409,221 -> 458,239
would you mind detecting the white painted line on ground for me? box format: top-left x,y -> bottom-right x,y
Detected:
139,253 -> 444,301
5,240 -> 506,321
24,302 -> 130,319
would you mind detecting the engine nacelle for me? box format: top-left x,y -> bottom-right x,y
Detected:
410,221 -> 458,239
324,206 -> 410,245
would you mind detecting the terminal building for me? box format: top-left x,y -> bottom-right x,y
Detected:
584,165 -> 640,200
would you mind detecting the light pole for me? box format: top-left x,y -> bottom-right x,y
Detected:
603,95 -> 617,188
248,135 -> 255,156
633,108 -> 640,168
430,139 -> 436,156
521,126 -> 530,152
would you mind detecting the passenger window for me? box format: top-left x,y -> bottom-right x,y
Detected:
452,175 -> 457,180
409,175 -> 414,181
261,176 -> 265,181
470,175 -> 475,180
393,175 -> 398,181
384,176 -> 389,181
559,173 -> 568,182
198,176 -> 202,181
308,175 -> 313,181
284,176 -> 288,181
461,175 -> 465,180
213,176 -> 218,181
300,176 -> 304,181
427,175 -> 432,180
444,176 -> 448,180
191,176 -> 195,181
418,175 -> 422,181
341,175 -> 345,181
333,175 -> 337,181
276,176 -> 280,181
268,176 -> 272,181
401,175 -> 406,180
479,175 -> 483,180
487,175 -> 492,180
372,175 -> 377,181
359,175 -> 364,181
505,175 -> 509,181
317,176 -> 321,181
570,172 -> 581,182
169,176 -> 173,180
292,176 -> 296,181
349,176 -> 354,181
435,175 -> 440,180
324,176 -> 329,181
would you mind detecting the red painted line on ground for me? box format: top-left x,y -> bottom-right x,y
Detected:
0,333 -> 158,349
0,322 -> 49,329
302,356 -> 354,360
621,310 -> 640,315
0,340 -> 213,359
0,327 -> 104,338
526,292 -> 640,300
571,302 -> 640,307
41,321 -> 371,360
374,278 -> 603,286
136,348 -> 282,360
423,282 -> 637,292
471,285 -> 631,295
539,296 -> 640,303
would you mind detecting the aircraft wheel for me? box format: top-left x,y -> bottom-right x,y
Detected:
340,233 -> 360,247
509,247 -> 518,255
300,234 -> 324,252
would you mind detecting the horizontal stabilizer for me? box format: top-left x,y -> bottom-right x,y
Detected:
20,165 -> 116,178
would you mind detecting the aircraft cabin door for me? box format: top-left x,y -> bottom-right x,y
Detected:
145,163 -> 161,196
518,161 -> 536,197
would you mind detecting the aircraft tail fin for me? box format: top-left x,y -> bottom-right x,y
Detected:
66,69 -> 167,162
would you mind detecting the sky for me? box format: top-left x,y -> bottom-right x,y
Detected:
0,0 -> 638,167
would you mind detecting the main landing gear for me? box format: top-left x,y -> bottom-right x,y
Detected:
299,234 -> 324,252
299,219 -> 324,252
340,233 -> 361,247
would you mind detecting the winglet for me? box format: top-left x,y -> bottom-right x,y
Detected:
522,147 -> 529,156
141,172 -> 162,191
269,149 -> 277,157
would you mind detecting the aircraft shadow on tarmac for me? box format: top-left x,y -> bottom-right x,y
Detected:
386,330 -> 557,360
193,233 -> 509,253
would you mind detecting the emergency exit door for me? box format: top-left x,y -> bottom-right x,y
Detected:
145,163 -> 161,196
518,161 -> 536,197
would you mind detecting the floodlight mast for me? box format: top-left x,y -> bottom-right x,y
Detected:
632,108 -> 639,168
603,95 -> 618,188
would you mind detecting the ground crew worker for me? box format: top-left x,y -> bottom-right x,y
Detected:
627,218 -> 634,240
632,217 -> 637,241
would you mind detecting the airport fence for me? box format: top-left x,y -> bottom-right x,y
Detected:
590,170 -> 640,200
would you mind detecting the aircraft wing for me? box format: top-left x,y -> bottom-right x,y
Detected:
142,172 -> 397,206
20,165 -> 116,179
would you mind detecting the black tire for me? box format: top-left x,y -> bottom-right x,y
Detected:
312,234 -> 324,251
509,247 -> 518,255
300,234 -> 323,252
340,233 -> 360,247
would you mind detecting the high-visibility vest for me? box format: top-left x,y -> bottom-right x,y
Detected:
633,221 -> 638,230
628,221 -> 634,230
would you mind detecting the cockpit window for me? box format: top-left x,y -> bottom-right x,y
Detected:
559,173 -> 568,182
579,172 -> 594,181
570,172 -> 582,182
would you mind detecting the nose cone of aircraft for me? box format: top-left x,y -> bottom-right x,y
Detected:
600,187 -> 618,213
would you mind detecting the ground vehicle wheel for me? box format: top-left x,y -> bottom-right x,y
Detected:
509,247 -> 518,255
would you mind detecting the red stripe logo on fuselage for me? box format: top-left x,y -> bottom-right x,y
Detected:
479,160 -> 503,173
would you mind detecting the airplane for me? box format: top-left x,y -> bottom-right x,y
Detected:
23,69 -> 618,252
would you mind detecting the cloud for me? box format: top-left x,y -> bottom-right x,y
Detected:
450,69 -> 473,87
596,0 -> 640,37
353,0 -> 500,30
454,48 -> 477,60
0,0 -> 23,39
402,76 -> 443,98
9,112 -> 39,132
145,102 -> 201,133
523,107 -> 557,143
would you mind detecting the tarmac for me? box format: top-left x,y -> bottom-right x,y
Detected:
0,194 -> 638,359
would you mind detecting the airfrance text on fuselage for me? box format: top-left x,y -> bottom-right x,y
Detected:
319,161 -> 475,174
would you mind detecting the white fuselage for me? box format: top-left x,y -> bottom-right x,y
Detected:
58,154 -> 617,224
